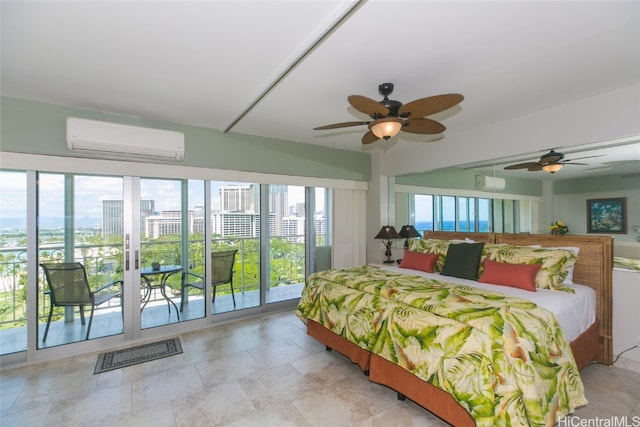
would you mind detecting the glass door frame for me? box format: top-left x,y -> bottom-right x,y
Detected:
1,153 -> 321,366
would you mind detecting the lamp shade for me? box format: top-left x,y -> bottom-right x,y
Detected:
374,225 -> 401,240
399,225 -> 421,238
369,118 -> 403,140
542,163 -> 563,173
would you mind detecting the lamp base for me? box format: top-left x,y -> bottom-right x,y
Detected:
383,259 -> 395,264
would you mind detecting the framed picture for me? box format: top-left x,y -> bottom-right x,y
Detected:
586,197 -> 627,234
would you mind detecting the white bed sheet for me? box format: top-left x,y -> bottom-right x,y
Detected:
379,265 -> 596,342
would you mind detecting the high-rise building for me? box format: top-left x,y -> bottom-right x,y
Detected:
140,200 -> 155,236
146,210 -> 193,238
212,212 -> 260,238
269,185 -> 288,235
102,199 -> 155,237
102,200 -> 123,237
191,205 -> 205,234
281,215 -> 305,243
220,184 -> 256,213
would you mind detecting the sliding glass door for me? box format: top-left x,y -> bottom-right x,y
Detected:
209,181 -> 260,313
0,171 -> 29,355
0,163 -> 330,358
37,173 -> 125,347
139,179 -> 181,328
266,184 -> 305,304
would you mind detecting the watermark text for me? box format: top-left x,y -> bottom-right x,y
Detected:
558,416 -> 640,427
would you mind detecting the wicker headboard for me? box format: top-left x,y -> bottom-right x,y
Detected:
422,231 -> 495,243
423,231 -> 613,364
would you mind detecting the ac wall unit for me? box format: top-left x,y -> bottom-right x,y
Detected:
67,117 -> 185,161
475,175 -> 506,191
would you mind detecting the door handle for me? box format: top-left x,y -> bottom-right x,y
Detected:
135,250 -> 139,270
125,251 -> 130,271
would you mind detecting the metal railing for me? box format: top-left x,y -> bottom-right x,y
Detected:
0,235 -> 305,328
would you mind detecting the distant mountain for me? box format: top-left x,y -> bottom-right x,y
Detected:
0,218 -> 26,229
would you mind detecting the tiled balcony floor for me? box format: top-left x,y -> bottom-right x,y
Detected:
0,284 -> 303,355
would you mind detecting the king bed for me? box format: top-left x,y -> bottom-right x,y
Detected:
296,232 -> 613,427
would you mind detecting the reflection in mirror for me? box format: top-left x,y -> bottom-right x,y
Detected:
393,137 -> 639,238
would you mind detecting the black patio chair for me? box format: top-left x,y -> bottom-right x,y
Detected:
40,262 -> 123,341
180,249 -> 238,311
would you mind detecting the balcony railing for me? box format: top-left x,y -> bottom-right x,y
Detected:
0,236 -> 305,329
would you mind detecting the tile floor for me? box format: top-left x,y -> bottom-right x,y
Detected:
1,310 -> 639,427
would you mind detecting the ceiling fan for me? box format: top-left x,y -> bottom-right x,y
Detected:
503,149 -> 604,174
313,83 -> 464,144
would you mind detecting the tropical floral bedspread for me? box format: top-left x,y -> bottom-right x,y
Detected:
295,266 -> 587,427
614,256 -> 640,271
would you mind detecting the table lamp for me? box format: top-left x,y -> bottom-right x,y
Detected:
399,225 -> 421,249
375,225 -> 401,263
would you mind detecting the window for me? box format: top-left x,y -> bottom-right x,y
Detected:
405,193 -> 532,234
0,171 -> 28,355
414,194 -> 434,232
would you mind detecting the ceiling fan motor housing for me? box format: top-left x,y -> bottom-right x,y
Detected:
540,150 -> 564,163
375,82 -> 402,118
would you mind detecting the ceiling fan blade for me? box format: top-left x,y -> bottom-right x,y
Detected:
560,162 -> 588,166
527,164 -> 543,171
314,121 -> 369,130
398,94 -> 464,118
401,118 -> 446,134
348,95 -> 389,117
564,154 -> 606,162
361,131 -> 379,144
504,162 -> 539,170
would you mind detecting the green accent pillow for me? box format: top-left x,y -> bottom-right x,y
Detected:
440,242 -> 485,280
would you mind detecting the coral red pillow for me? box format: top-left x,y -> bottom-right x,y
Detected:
478,259 -> 542,292
399,250 -> 438,273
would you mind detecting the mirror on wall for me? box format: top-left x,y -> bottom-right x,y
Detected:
392,137 -> 640,241
456,137 -> 640,182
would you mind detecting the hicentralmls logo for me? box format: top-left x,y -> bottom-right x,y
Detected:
558,416 -> 640,427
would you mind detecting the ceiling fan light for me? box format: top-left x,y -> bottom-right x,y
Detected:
542,163 -> 563,173
369,118 -> 403,140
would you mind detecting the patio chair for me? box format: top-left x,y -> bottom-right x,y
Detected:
181,249 -> 238,311
40,262 -> 123,341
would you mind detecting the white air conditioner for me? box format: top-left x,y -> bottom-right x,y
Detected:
67,117 -> 185,161
475,175 -> 506,191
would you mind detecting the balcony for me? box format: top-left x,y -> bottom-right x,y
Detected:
0,237 -> 306,355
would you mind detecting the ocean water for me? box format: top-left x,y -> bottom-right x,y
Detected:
414,221 -> 490,233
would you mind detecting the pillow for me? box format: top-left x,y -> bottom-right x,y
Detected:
408,239 -> 451,272
440,242 -> 485,280
491,245 -> 578,292
479,259 -> 541,291
545,246 -> 580,284
479,243 -> 505,275
398,250 -> 438,273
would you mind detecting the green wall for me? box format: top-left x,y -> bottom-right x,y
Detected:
0,97 -> 371,182
554,174 -> 640,194
395,167 -> 542,196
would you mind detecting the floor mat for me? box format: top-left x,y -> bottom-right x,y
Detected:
94,337 -> 182,374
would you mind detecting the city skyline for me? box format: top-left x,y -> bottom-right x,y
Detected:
0,172 -> 312,228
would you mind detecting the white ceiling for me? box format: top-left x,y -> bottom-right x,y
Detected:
2,1 -> 639,180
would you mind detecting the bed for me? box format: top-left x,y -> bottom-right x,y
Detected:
296,232 -> 613,427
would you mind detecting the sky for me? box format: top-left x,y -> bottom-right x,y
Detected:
0,171 -> 308,220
